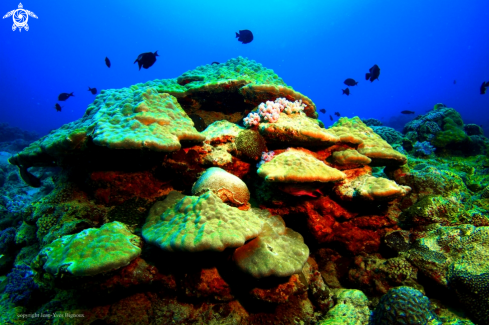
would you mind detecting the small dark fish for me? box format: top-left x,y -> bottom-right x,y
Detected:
188,114 -> 207,132
211,62 -> 220,65
58,92 -> 74,101
134,51 -> 159,70
334,112 -> 340,117
480,81 -> 489,95
344,78 -> 358,86
54,103 -> 62,112
365,64 -> 381,82
18,165 -> 41,188
88,87 -> 97,95
453,80 -> 456,84
319,109 -> 326,114
401,110 -> 415,114
329,115 -> 333,121
342,88 -> 350,96
236,30 -> 253,44
105,57 -> 111,68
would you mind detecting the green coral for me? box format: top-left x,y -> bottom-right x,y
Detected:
142,191 -> 263,252
318,289 -> 370,325
236,129 -> 267,161
433,117 -> 469,148
36,221 -> 142,277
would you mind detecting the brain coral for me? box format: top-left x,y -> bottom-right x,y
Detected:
142,191 -> 263,252
371,286 -> 436,325
37,221 -> 142,277
191,167 -> 250,206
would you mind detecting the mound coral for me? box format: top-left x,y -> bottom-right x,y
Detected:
329,117 -> 407,166
36,221 -> 142,277
191,167 -> 250,206
142,191 -> 263,252
257,148 -> 346,183
235,129 -> 267,161
233,220 -> 309,278
371,286 -> 436,325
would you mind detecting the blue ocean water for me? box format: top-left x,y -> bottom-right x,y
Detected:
1,0 -> 488,136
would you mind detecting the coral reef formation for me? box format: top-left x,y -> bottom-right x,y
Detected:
0,58 -> 487,325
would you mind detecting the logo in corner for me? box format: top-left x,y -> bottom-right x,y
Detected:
3,3 -> 38,32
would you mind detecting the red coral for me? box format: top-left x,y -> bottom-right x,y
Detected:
249,274 -> 306,304
181,267 -> 234,301
90,170 -> 172,205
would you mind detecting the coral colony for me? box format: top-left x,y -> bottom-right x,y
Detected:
1,57 -> 489,324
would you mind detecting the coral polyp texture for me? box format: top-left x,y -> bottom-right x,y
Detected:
10,89 -> 205,167
233,222 -> 309,278
191,167 -> 250,206
371,286 -> 436,325
142,191 -> 263,252
90,89 -> 205,151
35,221 -> 142,277
258,148 -> 346,183
243,97 -> 306,126
329,116 -> 407,166
335,174 -> 411,202
331,149 -> 372,166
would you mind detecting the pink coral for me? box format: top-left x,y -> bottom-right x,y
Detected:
243,112 -> 261,127
243,98 -> 307,128
257,151 -> 275,168
259,101 -> 282,123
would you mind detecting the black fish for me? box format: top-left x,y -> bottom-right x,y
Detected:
88,87 -> 97,95
18,165 -> 41,188
480,81 -> 489,95
211,62 -> 220,65
54,103 -> 62,112
344,78 -> 358,86
58,92 -> 74,101
334,112 -> 340,117
236,30 -> 253,44
365,64 -> 381,82
188,114 -> 207,132
134,51 -> 159,70
453,80 -> 456,84
401,110 -> 415,114
319,109 -> 326,114
330,115 -> 333,121
342,88 -> 350,96
105,57 -> 111,68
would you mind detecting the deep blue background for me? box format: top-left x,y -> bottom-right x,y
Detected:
1,0 -> 488,136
